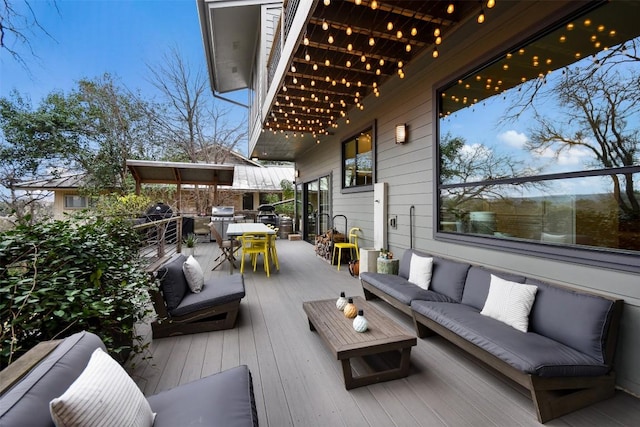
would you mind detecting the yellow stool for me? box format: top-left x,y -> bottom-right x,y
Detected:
332,227 -> 361,271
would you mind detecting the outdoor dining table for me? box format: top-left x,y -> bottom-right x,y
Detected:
226,222 -> 276,274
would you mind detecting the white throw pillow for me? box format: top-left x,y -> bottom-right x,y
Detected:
481,274 -> 538,332
183,255 -> 204,293
408,254 -> 434,290
50,348 -> 154,427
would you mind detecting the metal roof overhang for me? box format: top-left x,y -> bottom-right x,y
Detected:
126,160 -> 235,187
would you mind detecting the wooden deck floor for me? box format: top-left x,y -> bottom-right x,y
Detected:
129,239 -> 639,427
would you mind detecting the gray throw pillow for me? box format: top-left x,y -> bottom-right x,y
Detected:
158,255 -> 188,310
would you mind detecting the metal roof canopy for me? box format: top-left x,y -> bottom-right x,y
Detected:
126,160 -> 235,187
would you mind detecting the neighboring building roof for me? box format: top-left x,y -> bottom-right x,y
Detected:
230,165 -> 293,191
13,174 -> 90,191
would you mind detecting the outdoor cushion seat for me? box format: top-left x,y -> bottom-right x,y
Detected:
170,273 -> 245,317
359,272 -> 456,305
148,365 -> 258,427
410,301 -> 609,377
150,253 -> 245,338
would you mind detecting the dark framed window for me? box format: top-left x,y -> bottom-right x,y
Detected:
64,195 -> 89,209
342,122 -> 376,192
436,1 -> 639,273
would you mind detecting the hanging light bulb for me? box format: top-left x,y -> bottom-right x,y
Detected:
396,30 -> 403,39
379,58 -> 384,66
387,22 -> 393,31
346,60 -> 351,67
487,0 -> 495,8
405,44 -> 411,52
371,0 -> 378,10
369,36 -> 375,46
435,36 -> 442,45
347,43 -> 353,51
447,3 -> 454,14
328,34 -> 334,44
354,0 -> 361,5
433,48 -> 439,58
346,26 -> 352,35
290,65 -> 296,72
411,27 -> 417,36
303,36 -> 309,46
322,20 -> 329,31
305,52 -> 310,61
434,28 -> 441,37
477,9 -> 485,24
323,0 -> 330,5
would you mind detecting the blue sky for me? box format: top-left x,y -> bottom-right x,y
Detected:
1,0 -> 249,154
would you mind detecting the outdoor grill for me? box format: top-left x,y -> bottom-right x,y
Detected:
257,204 -> 278,227
211,206 -> 235,241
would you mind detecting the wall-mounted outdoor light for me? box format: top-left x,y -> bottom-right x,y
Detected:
395,124 -> 407,144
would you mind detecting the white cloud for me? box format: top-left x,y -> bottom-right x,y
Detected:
534,145 -> 593,166
497,130 -> 528,148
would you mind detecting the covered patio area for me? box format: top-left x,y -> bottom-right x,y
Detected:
130,240 -> 639,426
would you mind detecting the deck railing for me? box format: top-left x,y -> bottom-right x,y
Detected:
133,216 -> 183,271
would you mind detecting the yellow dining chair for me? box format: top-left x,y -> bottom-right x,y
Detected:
332,227 -> 361,271
240,232 -> 270,277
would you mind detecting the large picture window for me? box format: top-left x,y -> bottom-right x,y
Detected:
437,1 -> 639,271
342,124 -> 375,191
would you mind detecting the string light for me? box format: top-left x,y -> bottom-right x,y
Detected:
447,3 -> 454,14
477,9 -> 485,24
487,0 -> 495,8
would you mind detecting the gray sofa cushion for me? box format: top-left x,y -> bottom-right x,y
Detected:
461,266 -> 527,310
148,365 -> 258,427
526,278 -> 615,364
157,254 -> 189,311
398,249 -> 431,280
170,273 -> 246,317
0,331 -> 104,426
411,301 -> 610,377
429,257 -> 471,302
360,272 -> 456,305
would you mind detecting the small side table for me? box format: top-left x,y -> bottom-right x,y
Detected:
377,258 -> 399,275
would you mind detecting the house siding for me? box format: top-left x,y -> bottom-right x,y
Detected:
294,0 -> 640,395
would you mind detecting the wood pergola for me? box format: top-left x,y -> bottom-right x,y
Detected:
126,160 -> 235,212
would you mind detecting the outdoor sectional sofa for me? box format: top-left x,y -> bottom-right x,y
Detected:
0,331 -> 258,426
360,249 -> 623,423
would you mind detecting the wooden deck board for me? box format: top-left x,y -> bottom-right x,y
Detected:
131,239 -> 639,426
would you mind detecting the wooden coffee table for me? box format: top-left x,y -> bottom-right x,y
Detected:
303,296 -> 417,389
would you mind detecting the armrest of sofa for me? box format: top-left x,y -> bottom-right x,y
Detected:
0,340 -> 62,396
0,331 -> 105,426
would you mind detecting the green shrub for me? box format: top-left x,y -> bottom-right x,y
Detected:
0,215 -> 152,368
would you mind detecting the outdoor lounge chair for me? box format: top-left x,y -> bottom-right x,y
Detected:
149,254 -> 245,338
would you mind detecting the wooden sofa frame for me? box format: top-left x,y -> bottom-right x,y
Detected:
362,275 -> 624,424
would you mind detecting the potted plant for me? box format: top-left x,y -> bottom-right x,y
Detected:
183,233 -> 198,256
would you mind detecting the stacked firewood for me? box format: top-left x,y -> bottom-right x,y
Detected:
315,229 -> 345,262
